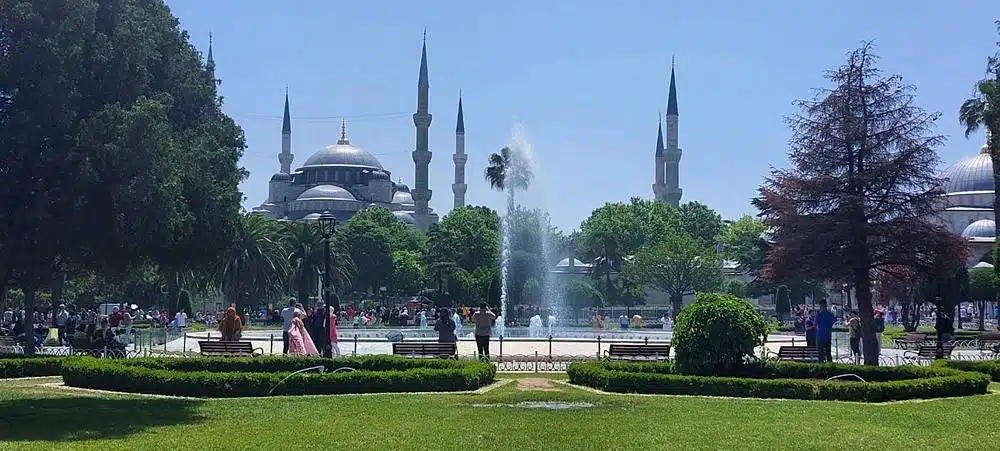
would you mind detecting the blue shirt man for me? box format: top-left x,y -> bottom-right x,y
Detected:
814,300 -> 835,361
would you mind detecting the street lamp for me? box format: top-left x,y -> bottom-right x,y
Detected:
317,210 -> 338,358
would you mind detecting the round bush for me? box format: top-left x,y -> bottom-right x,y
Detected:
60,355 -> 495,398
567,360 -> 990,402
672,292 -> 769,375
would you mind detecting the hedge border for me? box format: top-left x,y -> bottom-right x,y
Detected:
938,360 -> 1000,381
61,355 -> 496,398
567,360 -> 990,402
0,355 -> 68,379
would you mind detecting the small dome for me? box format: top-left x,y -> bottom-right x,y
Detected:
270,172 -> 293,182
302,143 -> 383,169
941,153 -> 994,194
296,185 -> 356,201
555,258 -> 588,267
395,182 -> 411,192
301,213 -> 323,221
962,219 -> 996,239
973,261 -> 995,269
392,191 -> 414,205
393,211 -> 416,225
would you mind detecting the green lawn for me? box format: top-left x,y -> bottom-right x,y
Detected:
1,376 -> 998,450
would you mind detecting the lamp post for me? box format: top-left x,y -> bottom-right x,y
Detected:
317,211 -> 337,358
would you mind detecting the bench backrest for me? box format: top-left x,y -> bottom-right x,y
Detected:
607,344 -> 671,356
917,344 -> 954,358
392,342 -> 457,355
198,340 -> 254,354
777,346 -> 819,360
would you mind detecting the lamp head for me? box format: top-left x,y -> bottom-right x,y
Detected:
317,211 -> 337,235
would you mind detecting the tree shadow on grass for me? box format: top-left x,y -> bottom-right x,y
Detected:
0,396 -> 206,442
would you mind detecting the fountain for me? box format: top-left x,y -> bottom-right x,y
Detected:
498,125 -> 567,324
528,314 -> 544,338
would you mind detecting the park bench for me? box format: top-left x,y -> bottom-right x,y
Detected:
198,340 -> 262,357
979,339 -> 1000,355
905,343 -> 955,361
0,335 -> 21,353
605,343 -> 671,361
893,333 -> 927,350
391,342 -> 458,358
776,346 -> 820,362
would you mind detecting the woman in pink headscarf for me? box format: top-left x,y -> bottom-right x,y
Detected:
287,314 -> 319,356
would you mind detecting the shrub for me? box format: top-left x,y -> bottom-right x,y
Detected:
567,360 -> 989,402
937,360 -> 1000,381
672,292 -> 769,375
61,355 -> 495,398
0,356 -> 68,379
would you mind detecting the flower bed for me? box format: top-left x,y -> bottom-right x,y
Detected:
567,360 -> 989,402
0,355 -> 68,379
61,355 -> 496,398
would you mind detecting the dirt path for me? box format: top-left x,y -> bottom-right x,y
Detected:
517,378 -> 562,392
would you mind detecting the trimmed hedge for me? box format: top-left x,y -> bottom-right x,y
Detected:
567,360 -> 989,402
0,355 -> 68,379
937,360 -> 1000,381
61,355 -> 496,398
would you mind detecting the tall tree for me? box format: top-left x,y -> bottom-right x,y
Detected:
0,0 -> 245,353
959,21 -> 1000,247
968,266 -> 997,331
677,202 -> 725,248
623,233 -> 724,320
426,206 -> 500,273
755,43 -> 967,365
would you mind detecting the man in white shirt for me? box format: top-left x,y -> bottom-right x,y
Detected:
280,299 -> 303,354
55,304 -> 69,345
174,310 -> 187,328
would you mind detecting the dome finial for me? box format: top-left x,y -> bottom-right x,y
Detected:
338,118 -> 349,145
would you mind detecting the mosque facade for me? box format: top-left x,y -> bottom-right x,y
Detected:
252,37 -> 473,231
937,129 -> 996,266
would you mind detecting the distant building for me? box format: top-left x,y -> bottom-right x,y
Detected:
938,129 -> 995,266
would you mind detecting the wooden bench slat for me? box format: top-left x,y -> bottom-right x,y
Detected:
391,342 -> 458,358
198,340 -> 259,356
777,346 -> 820,362
606,344 -> 671,361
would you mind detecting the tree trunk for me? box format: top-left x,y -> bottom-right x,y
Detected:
901,299 -> 918,332
854,271 -> 879,365
670,294 -> 683,322
22,285 -> 37,356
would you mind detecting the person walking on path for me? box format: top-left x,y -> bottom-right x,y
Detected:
280,300 -> 303,354
471,303 -> 496,360
815,300 -> 835,362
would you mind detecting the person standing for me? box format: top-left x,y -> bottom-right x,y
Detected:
846,311 -> 861,363
121,308 -> 133,345
471,303 -> 496,360
328,306 -> 341,357
815,300 -> 835,362
280,299 -> 302,354
804,310 -> 817,347
435,309 -> 457,344
54,304 -> 69,345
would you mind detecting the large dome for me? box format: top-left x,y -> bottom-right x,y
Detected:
296,185 -> 356,201
941,151 -> 993,194
302,143 -> 383,169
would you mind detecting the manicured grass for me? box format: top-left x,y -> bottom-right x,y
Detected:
1,376 -> 999,450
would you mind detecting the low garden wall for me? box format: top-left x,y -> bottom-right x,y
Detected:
567,360 -> 990,402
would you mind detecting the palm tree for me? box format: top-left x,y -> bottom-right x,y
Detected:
214,215 -> 290,313
959,24 -> 1000,244
484,146 -> 534,203
284,221 -> 355,305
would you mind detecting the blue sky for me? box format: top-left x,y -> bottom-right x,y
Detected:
166,0 -> 998,232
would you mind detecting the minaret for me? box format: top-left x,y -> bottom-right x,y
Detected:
452,92 -> 467,209
278,89 -> 293,174
411,30 -> 433,229
663,59 -> 683,206
206,33 -> 220,86
652,114 -> 666,202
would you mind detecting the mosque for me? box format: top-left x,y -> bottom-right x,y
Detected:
251,36 -> 473,231
938,129 -> 996,266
